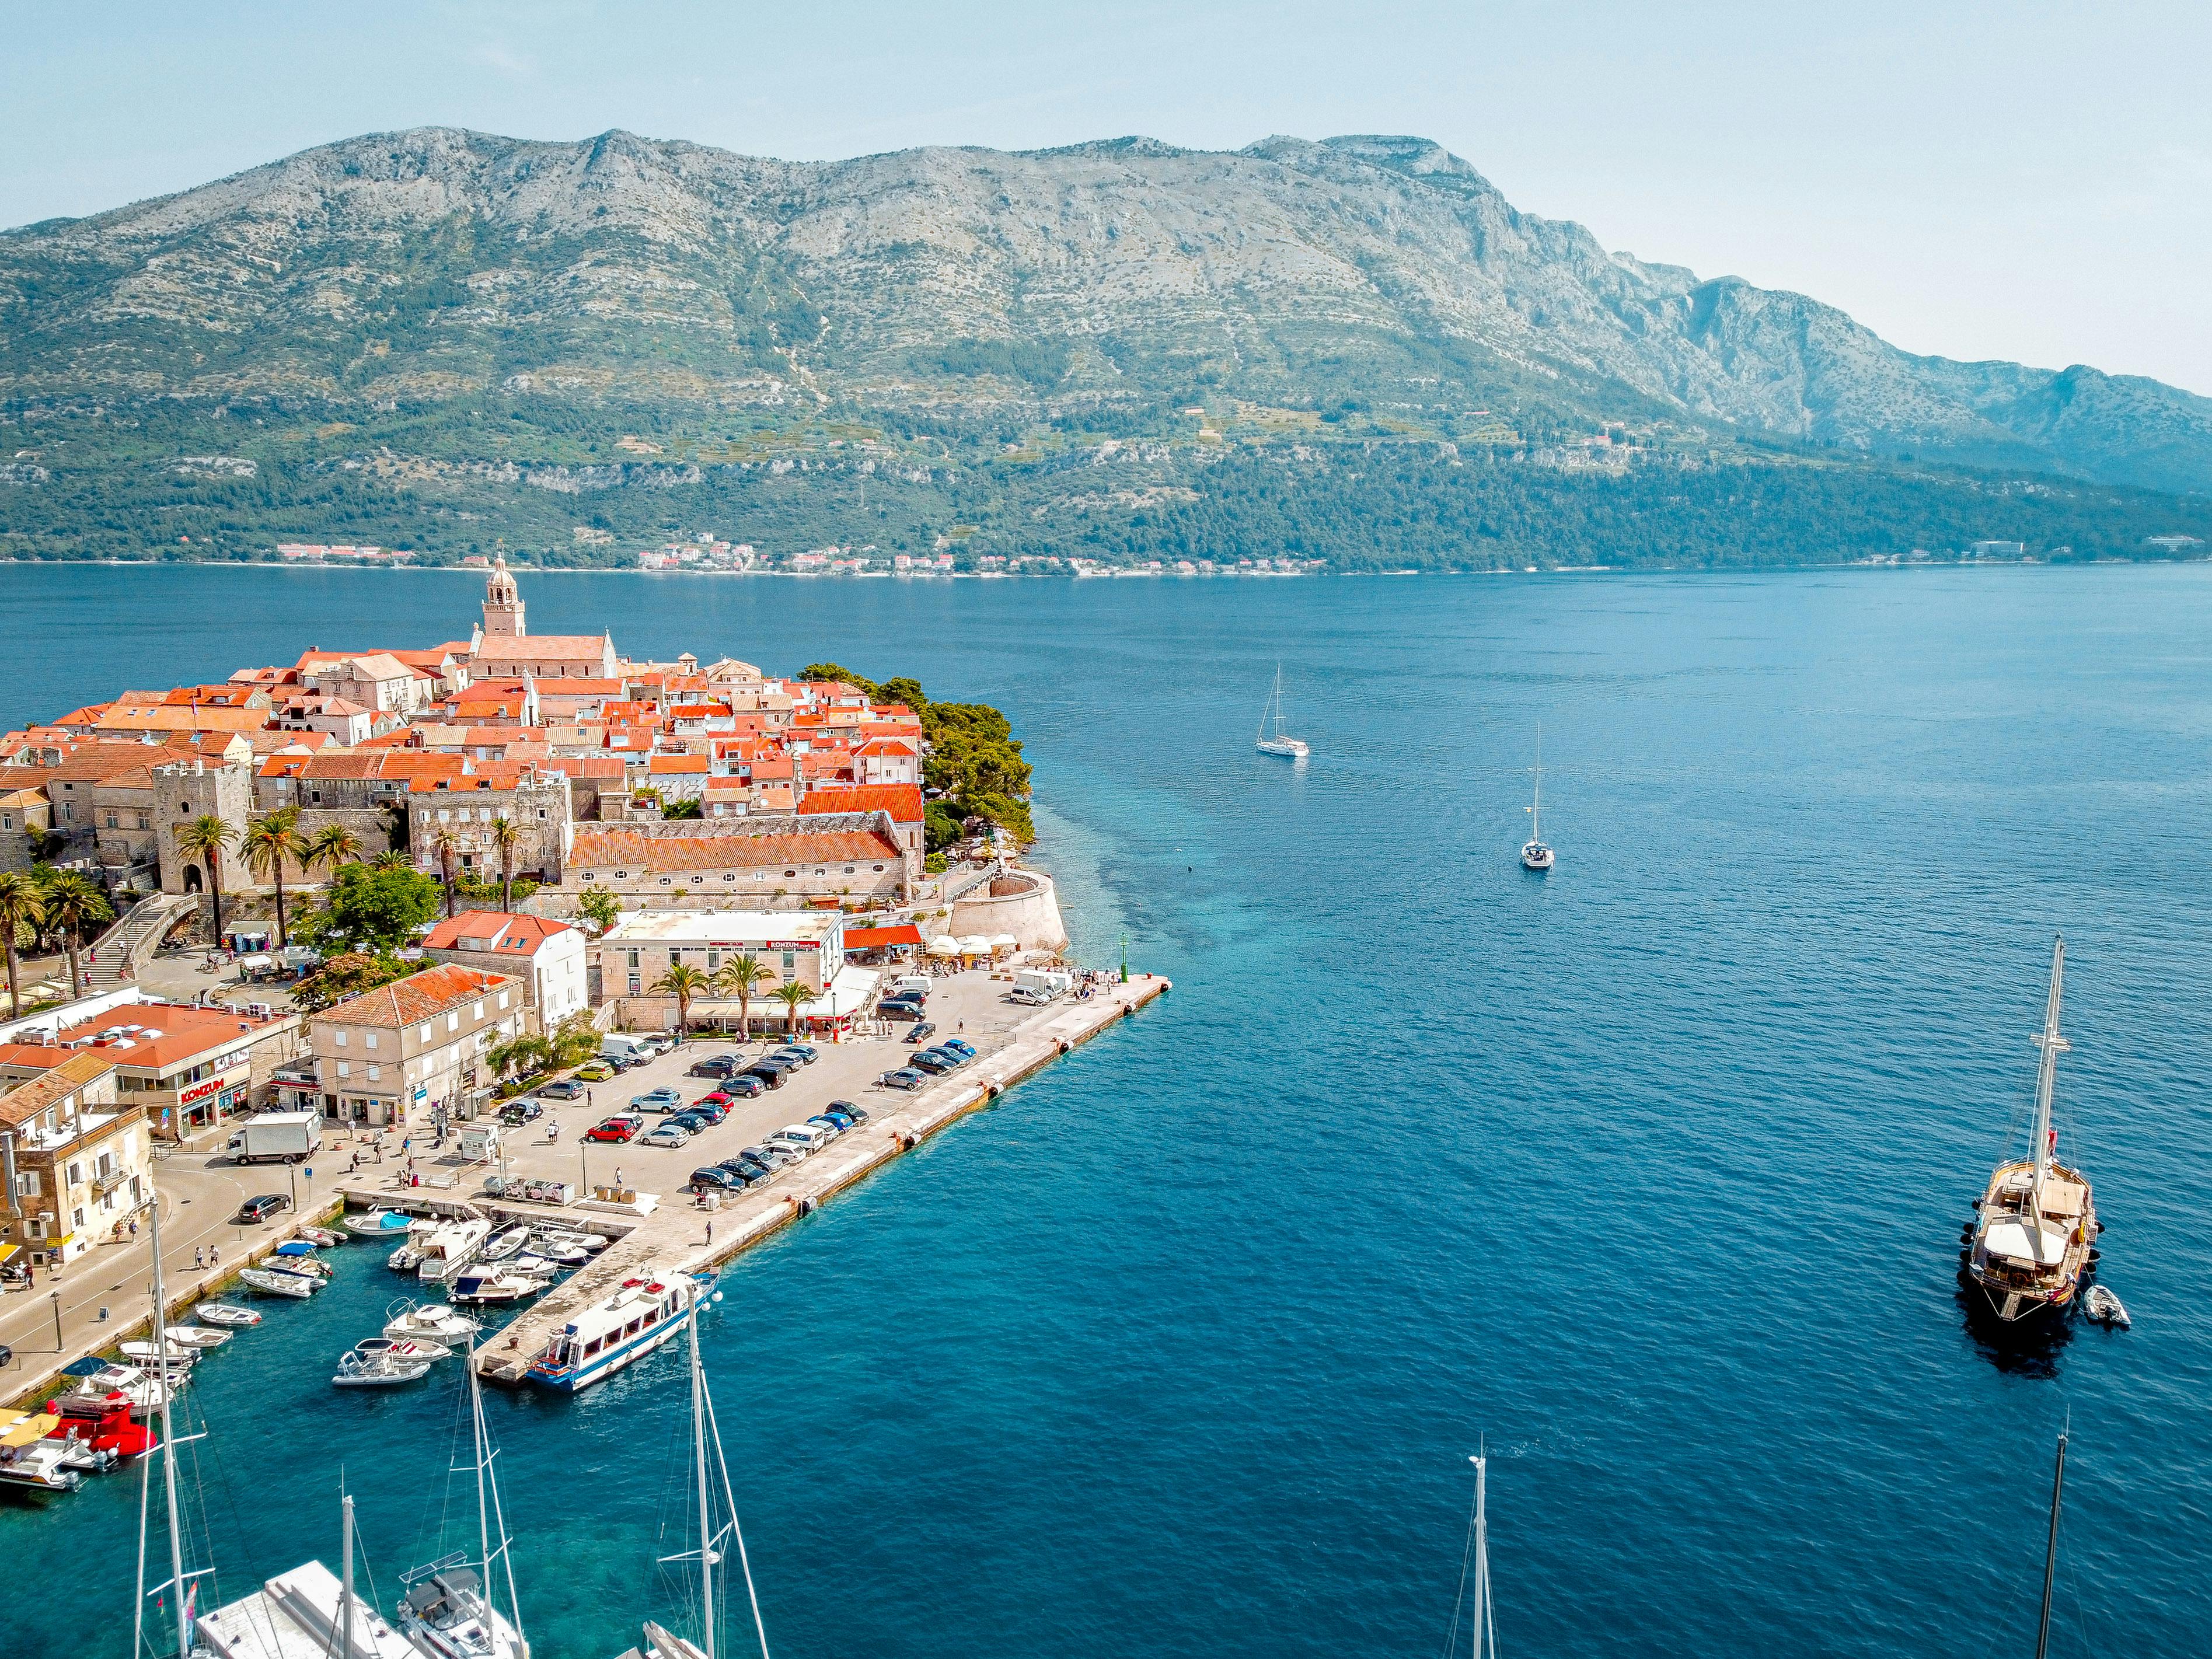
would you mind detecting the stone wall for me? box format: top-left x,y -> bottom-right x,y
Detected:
948,867 -> 1069,952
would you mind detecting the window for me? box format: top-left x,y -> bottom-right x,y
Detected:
627,950 -> 640,969
707,952 -> 720,972
496,991 -> 508,1010
448,1012 -> 460,1032
73,1207 -> 86,1231
62,804 -> 73,822
691,875 -> 703,884
67,1161 -> 82,1187
106,813 -> 118,829
418,1022 -> 434,1045
366,1066 -> 381,1082
363,1032 -> 378,1050
337,1061 -> 351,1078
472,1001 -> 485,1021
628,976 -> 641,996
781,952 -> 795,973
26,1215 -> 47,1239
17,1171 -> 40,1197
334,1030 -> 348,1047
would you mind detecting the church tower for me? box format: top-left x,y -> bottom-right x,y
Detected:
483,551 -> 525,638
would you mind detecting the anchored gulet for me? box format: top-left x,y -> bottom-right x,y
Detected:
1963,938 -> 2100,1325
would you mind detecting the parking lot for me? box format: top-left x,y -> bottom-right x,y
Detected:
478,966 -> 1051,1203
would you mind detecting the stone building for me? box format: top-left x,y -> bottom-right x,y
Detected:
463,554 -> 618,679
151,756 -> 256,897
559,811 -> 910,909
0,1052 -> 151,1268
408,764 -> 573,885
422,911 -> 589,1032
303,963 -> 524,1128
0,997 -> 301,1142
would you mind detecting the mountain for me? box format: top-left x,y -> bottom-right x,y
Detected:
2,127 -> 2209,570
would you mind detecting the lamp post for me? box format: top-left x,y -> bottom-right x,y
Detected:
1119,932 -> 1129,984
50,1290 -> 62,1352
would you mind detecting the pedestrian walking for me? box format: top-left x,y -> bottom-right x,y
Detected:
210,1244 -> 221,1266
193,1247 -> 204,1270
706,1220 -> 713,1245
614,1166 -> 624,1188
129,1217 -> 139,1242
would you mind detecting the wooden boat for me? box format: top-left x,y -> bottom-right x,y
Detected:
193,1301 -> 261,1327
1963,939 -> 2100,1326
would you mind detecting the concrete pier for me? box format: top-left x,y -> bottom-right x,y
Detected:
466,972 -> 1171,1383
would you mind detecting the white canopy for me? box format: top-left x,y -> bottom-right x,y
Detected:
957,935 -> 993,955
1983,1218 -> 2067,1267
989,934 -> 1020,949
926,936 -> 961,958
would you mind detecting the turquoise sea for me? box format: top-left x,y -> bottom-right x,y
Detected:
1,563 -> 2207,1657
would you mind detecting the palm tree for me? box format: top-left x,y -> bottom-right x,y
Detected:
489,815 -> 522,912
369,848 -> 411,871
41,871 -> 113,997
0,869 -> 43,1017
430,825 -> 460,919
175,814 -> 239,939
769,980 -> 812,1042
714,953 -> 767,1046
303,822 -> 362,880
650,961 -> 713,1042
242,808 -> 306,949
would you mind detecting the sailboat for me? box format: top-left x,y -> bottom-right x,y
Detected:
1963,938 -> 2099,1326
1520,728 -> 1554,871
1440,1452 -> 1499,1659
613,1288 -> 770,1659
393,1331 -> 529,1659
2031,1423 -> 2069,1659
1255,665 -> 1309,759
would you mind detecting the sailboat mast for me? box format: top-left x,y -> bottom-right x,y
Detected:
1531,725 -> 1541,843
465,1329 -> 529,1658
2029,938 -> 2066,1223
341,1492 -> 356,1659
691,1298 -> 717,1659
2035,1424 -> 2067,1659
1469,1454 -> 1491,1659
148,1186 -> 192,1659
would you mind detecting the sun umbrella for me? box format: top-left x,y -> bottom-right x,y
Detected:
926,936 -> 961,958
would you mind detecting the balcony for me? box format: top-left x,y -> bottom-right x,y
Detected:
93,1169 -> 131,1198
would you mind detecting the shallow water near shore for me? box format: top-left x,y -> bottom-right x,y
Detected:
2,563 -> 2208,1657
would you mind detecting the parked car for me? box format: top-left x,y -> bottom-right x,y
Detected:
738,1064 -> 788,1090
539,1079 -> 586,1100
235,1193 -> 291,1224
807,1115 -> 848,1136
902,1022 -> 938,1045
585,1116 -> 641,1144
688,1167 -> 743,1193
774,1044 -> 818,1065
878,1000 -> 926,1022
828,1099 -> 870,1126
713,1159 -> 767,1186
575,1060 -> 615,1081
640,1124 -> 694,1148
683,1101 -> 730,1125
878,1068 -> 928,1091
607,1052 -> 646,1071
630,1086 -> 683,1109
696,1089 -> 734,1108
772,1123 -> 836,1153
721,1075 -> 765,1099
1007,987 -> 1052,1007
498,1100 -> 543,1126
667,1110 -> 714,1134
688,1056 -> 737,1078
742,1144 -> 796,1171
941,1038 -> 976,1059
908,1050 -> 956,1075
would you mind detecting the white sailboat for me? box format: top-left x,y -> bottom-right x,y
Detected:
1255,664 -> 1309,759
395,1330 -> 529,1659
1442,1451 -> 1499,1659
1520,727 -> 1554,871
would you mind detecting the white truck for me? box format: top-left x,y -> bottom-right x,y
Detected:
224,1111 -> 322,1165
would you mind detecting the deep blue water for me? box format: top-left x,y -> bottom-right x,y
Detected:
2,563 -> 2207,1657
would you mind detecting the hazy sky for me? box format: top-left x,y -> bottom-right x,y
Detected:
8,1 -> 2207,393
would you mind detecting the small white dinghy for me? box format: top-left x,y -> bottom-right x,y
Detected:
534,1227 -> 608,1255
120,1340 -> 201,1367
333,1350 -> 432,1388
295,1225 -> 346,1248
480,1224 -> 531,1263
352,1335 -> 453,1363
2084,1284 -> 2130,1328
152,1323 -> 231,1350
383,1300 -> 480,1342
527,1239 -> 591,1269
239,1267 -> 316,1298
347,1209 -> 416,1238
193,1302 -> 261,1328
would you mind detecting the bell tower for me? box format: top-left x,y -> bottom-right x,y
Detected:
482,551 -> 525,638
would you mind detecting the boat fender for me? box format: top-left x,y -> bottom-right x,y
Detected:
1970,1197 -> 1983,1209
2086,1249 -> 2101,1265
1958,1248 -> 1972,1263
1058,1039 -> 1072,1055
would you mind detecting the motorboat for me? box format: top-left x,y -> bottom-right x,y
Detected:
0,1413 -> 88,1494
353,1336 -> 453,1363
396,1556 -> 526,1659
120,1339 -> 203,1367
384,1301 -> 481,1342
416,1218 -> 493,1282
449,1265 -> 552,1305
526,1269 -> 702,1393
296,1225 -> 347,1248
239,1266 -> 317,1298
272,1239 -> 324,1262
193,1301 -> 261,1327
532,1227 -> 608,1255
346,1209 -> 417,1239
479,1225 -> 531,1263
388,1243 -> 427,1272
42,1389 -> 156,1460
333,1351 -> 432,1388
524,1239 -> 590,1269
158,1323 -> 233,1350
1963,939 -> 2099,1326
2084,1284 -> 2130,1328
267,1250 -> 333,1279
60,1363 -> 182,1417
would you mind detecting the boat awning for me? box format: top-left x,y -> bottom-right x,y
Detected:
0,1411 -> 59,1447
1984,1218 -> 2067,1266
843,924 -> 922,951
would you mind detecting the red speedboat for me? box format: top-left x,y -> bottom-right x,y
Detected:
44,1390 -> 156,1460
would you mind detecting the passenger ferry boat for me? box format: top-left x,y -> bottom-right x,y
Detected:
1963,938 -> 2099,1326
526,1267 -> 701,1392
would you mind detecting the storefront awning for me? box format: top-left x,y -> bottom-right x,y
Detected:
844,924 -> 922,951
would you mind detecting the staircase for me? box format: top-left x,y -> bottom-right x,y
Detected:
81,893 -> 197,993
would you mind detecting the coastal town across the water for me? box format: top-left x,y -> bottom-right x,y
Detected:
0,555 -> 1104,1310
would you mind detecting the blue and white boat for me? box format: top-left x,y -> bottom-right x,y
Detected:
524,1268 -> 701,1392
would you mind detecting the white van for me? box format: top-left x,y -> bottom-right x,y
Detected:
1014,968 -> 1072,1000
889,976 -> 932,999
770,1123 -> 835,1154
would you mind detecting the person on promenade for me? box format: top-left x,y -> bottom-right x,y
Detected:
706,1220 -> 713,1245
194,1247 -> 204,1270
209,1245 -> 220,1266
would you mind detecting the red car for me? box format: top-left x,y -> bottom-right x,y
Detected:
584,1115 -> 641,1143
697,1090 -> 734,1108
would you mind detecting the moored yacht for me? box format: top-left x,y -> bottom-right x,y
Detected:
1520,726 -> 1554,871
1963,938 -> 2100,1326
416,1218 -> 493,1282
1255,663 -> 1310,759
526,1268 -> 702,1392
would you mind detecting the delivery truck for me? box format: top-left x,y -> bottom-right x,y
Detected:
224,1110 -> 322,1165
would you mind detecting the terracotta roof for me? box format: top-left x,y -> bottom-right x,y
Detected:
570,826 -> 902,872
318,964 -> 518,1028
422,911 -> 577,954
0,1052 -> 118,1129
0,1001 -> 287,1074
473,635 -> 610,660
98,705 -> 270,735
47,744 -> 197,784
647,755 -> 710,774
798,784 -> 924,824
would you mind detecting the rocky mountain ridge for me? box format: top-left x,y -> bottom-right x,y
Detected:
4,125 -> 2207,494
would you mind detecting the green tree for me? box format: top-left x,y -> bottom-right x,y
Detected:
294,862 -> 444,953
40,870 -> 114,996
797,663 -> 880,698
714,953 -> 767,1043
175,814 -> 239,938
242,807 -> 306,949
489,815 -> 521,912
769,979 -> 812,1040
549,1011 -> 602,1069
292,950 -> 414,1013
575,885 -> 621,935
369,849 -> 412,871
0,869 -> 43,1017
486,1032 -> 553,1086
650,961 -> 713,1040
303,822 -> 362,878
